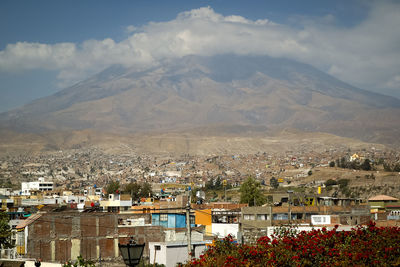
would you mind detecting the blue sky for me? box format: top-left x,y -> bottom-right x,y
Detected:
1,0 -> 399,112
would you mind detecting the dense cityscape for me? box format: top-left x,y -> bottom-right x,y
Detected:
0,144 -> 399,266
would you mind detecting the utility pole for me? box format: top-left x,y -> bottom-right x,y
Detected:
288,190 -> 293,224
186,188 -> 192,261
223,180 -> 227,201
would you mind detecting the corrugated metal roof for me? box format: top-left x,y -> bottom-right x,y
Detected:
16,213 -> 42,229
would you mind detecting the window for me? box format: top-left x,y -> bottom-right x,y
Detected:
257,214 -> 268,220
244,214 -> 255,220
190,216 -> 195,225
273,213 -> 288,220
160,214 -> 168,221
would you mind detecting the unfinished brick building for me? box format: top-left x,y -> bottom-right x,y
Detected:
20,211 -> 166,264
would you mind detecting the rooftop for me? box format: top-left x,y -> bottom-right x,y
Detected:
368,195 -> 399,201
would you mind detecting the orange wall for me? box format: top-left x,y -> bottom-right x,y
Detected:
195,209 -> 212,225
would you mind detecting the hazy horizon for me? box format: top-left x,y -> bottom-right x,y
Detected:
1,0 -> 400,112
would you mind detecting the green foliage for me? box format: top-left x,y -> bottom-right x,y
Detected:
269,177 -> 279,189
383,163 -> 392,172
123,182 -> 152,200
360,159 -> 371,171
325,179 -> 337,187
308,170 -> 313,176
340,157 -> 346,168
0,178 -> 13,189
140,182 -> 152,198
205,177 -> 223,191
240,177 -> 265,206
383,162 -> 400,172
336,157 -> 374,171
63,255 -> 95,267
394,164 -> 400,172
337,179 -> 349,189
329,161 -> 335,167
191,187 -> 199,203
105,180 -> 120,195
0,211 -> 13,248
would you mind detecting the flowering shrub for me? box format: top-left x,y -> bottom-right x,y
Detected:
180,222 -> 400,266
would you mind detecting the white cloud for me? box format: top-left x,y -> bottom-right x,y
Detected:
0,4 -> 399,96
125,25 -> 137,33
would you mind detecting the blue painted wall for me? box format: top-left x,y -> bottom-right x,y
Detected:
151,213 -> 195,228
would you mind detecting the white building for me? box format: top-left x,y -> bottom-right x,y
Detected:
211,223 -> 239,239
21,177 -> 53,196
149,241 -> 211,267
99,194 -> 132,212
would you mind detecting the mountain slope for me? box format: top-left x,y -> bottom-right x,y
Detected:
1,54 -> 399,145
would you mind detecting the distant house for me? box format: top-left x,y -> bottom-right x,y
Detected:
349,153 -> 360,162
240,205 -> 371,243
193,203 -> 245,239
152,213 -> 195,228
368,195 -> 399,219
99,193 -> 132,213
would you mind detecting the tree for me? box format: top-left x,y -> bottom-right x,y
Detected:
269,177 -> 279,189
124,182 -> 141,199
360,159 -> 372,171
329,161 -> 335,167
240,177 -> 265,206
394,163 -> 400,172
0,211 -> 13,249
205,177 -> 223,191
205,178 -> 214,190
383,163 -> 392,172
123,182 -> 152,200
105,180 -> 120,195
340,157 -> 346,168
325,179 -> 337,187
337,179 -> 349,189
140,182 -> 152,198
214,177 -> 222,190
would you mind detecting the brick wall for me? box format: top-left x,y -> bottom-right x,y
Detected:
26,212 -> 164,264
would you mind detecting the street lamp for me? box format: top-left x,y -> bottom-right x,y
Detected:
118,238 -> 145,267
